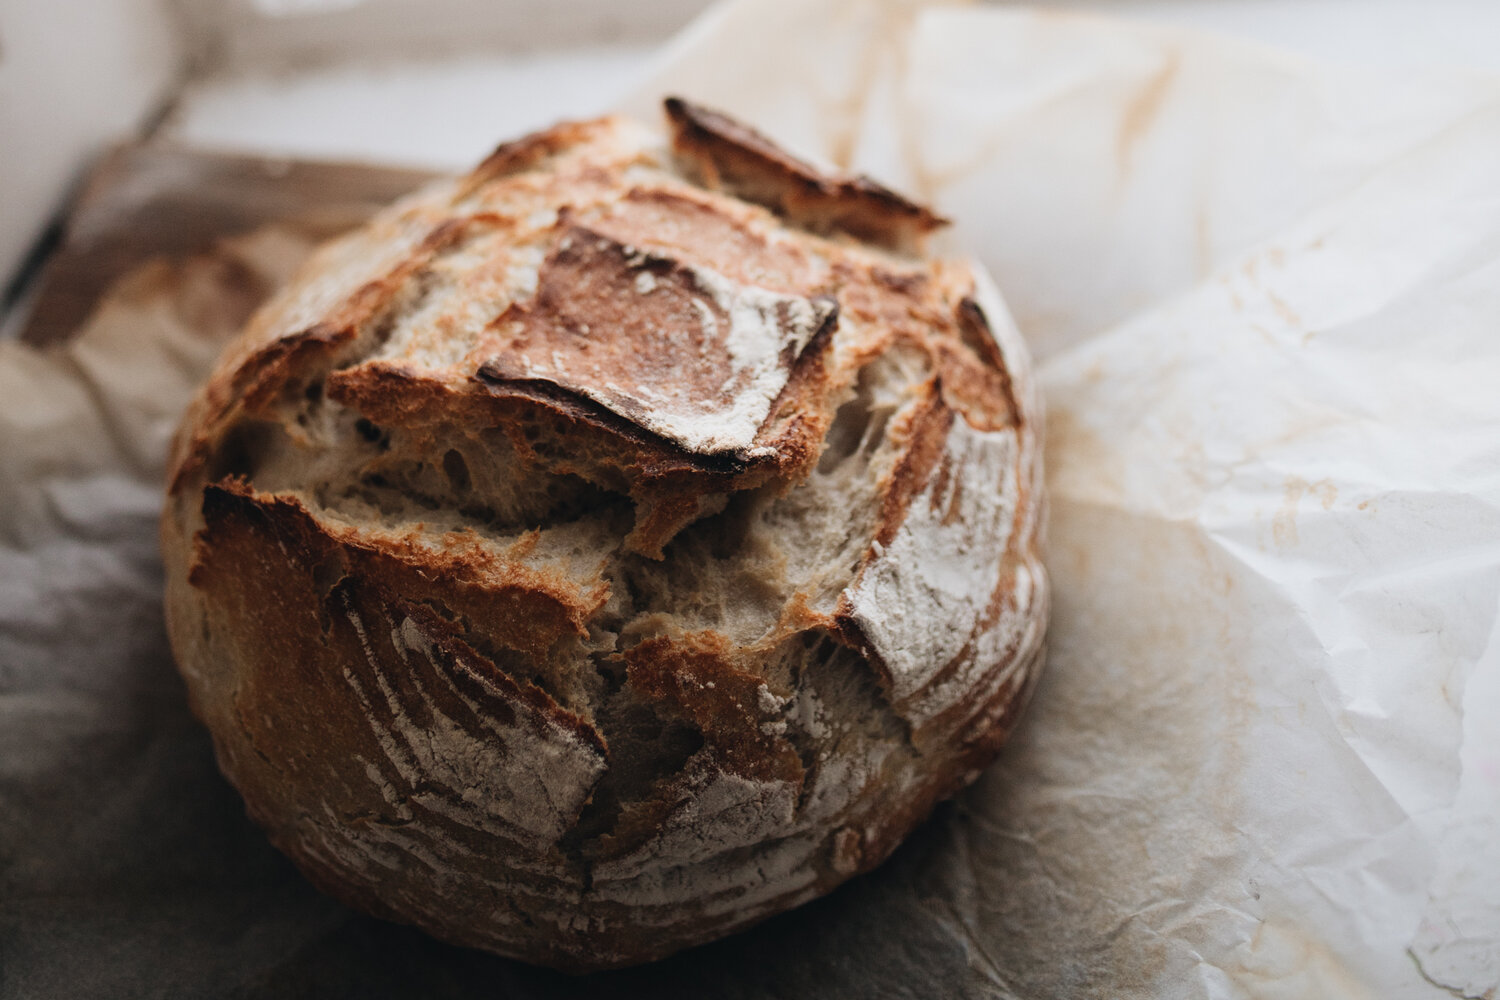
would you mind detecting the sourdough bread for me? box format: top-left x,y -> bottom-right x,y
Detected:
161,99 -> 1048,971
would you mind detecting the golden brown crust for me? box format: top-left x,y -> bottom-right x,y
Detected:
477,221 -> 837,463
664,97 -> 948,253
625,632 -> 805,785
162,100 -> 1047,972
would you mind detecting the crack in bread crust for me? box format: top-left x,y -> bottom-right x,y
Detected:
161,99 -> 1047,972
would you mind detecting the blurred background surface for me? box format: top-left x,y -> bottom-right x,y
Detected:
5,0 -> 1500,317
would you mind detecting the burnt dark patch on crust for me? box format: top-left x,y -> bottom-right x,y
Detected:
665,96 -> 947,254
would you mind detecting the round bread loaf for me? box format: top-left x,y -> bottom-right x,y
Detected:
161,99 -> 1048,971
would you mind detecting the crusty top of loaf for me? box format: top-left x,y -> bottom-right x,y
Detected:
168,100 -> 1019,557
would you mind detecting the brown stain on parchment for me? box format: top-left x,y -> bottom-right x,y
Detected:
1272,476 -> 1337,549
1196,206 -> 1213,280
1116,51 -> 1181,182
1231,918 -> 1380,1000
833,0 -> 974,182
887,1 -> 1008,207
1238,245 -> 1313,339
1272,478 -> 1306,548
1266,290 -> 1302,331
823,3 -> 908,170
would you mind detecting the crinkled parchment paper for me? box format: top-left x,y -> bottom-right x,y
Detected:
4,2 -> 1499,997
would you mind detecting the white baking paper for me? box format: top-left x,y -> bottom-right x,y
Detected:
3,2 -> 1499,997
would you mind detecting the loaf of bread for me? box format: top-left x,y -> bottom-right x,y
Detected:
161,98 -> 1048,971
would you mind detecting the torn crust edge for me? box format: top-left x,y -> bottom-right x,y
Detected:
665,97 -> 948,255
